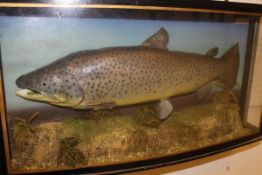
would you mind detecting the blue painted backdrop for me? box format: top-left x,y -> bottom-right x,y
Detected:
0,17 -> 249,109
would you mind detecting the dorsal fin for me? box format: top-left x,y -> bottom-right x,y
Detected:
206,47 -> 219,57
142,27 -> 169,50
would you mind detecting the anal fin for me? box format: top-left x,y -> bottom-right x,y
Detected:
196,80 -> 222,103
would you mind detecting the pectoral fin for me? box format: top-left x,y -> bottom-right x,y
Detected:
159,99 -> 173,120
86,102 -> 116,110
94,103 -> 116,110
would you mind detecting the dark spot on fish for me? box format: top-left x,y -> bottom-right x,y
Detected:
42,82 -> 46,86
96,93 -> 101,98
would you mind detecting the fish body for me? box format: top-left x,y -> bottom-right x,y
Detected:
16,28 -> 239,118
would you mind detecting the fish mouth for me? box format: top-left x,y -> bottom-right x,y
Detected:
16,89 -> 65,103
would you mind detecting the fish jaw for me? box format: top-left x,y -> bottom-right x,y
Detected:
16,89 -> 86,108
16,89 -> 66,103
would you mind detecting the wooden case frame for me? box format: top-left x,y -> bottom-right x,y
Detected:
0,1 -> 262,174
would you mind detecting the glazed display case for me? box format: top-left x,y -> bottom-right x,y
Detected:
0,1 -> 261,174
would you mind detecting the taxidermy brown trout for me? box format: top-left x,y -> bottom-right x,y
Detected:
16,28 -> 239,119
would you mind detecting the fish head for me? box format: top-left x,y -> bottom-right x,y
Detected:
16,67 -> 84,107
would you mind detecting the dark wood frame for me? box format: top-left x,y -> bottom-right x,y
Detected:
0,1 -> 262,174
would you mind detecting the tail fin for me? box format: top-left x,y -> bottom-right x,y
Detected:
220,43 -> 240,89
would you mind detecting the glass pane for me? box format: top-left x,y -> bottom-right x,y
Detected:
0,11 -> 260,173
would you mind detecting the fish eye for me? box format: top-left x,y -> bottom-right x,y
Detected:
42,82 -> 46,86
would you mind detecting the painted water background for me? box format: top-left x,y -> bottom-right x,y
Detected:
0,16 -> 249,110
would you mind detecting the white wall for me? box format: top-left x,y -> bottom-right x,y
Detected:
126,141 -> 262,175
